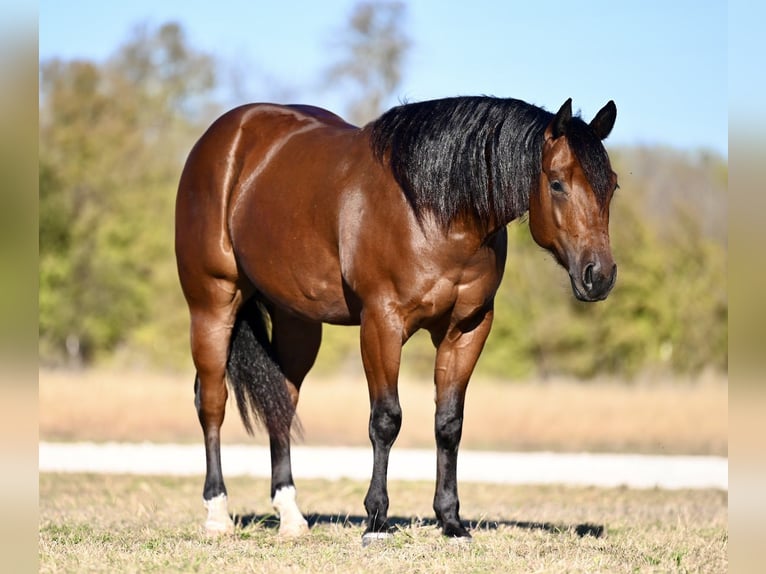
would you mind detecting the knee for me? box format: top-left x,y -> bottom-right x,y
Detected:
369,401 -> 402,446
435,410 -> 463,451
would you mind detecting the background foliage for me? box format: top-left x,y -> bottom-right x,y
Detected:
38,15 -> 727,380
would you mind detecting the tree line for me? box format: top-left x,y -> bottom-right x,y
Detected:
39,19 -> 726,380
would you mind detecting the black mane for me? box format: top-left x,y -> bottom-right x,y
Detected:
368,96 -> 610,226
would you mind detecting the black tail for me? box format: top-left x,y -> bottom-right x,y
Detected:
226,298 -> 299,444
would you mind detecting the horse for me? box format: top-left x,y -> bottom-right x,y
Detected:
175,95 -> 618,543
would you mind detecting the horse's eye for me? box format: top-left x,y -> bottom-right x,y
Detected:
550,180 -> 565,194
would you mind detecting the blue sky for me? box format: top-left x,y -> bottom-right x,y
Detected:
40,0 -> 728,156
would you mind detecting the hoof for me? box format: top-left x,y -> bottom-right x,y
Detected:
443,523 -> 472,541
204,517 -> 235,536
203,494 -> 234,536
362,531 -> 392,547
278,517 -> 310,538
273,486 -> 309,539
447,533 -> 473,544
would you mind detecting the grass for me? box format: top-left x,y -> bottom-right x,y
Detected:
39,369 -> 728,571
39,368 -> 728,455
39,473 -> 727,573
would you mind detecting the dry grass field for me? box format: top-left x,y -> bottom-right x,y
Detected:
39,368 -> 727,455
39,370 -> 728,572
39,473 -> 727,573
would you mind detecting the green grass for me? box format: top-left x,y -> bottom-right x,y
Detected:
40,473 -> 727,573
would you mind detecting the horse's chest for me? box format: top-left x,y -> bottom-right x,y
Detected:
403,260 -> 502,331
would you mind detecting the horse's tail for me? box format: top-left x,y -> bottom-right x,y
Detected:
226,298 -> 299,444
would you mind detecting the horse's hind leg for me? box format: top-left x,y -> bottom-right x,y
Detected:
189,299 -> 240,535
269,308 -> 322,537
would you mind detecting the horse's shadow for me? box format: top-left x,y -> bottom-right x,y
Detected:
234,513 -> 604,538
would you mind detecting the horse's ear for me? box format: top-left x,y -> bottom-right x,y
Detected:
590,100 -> 617,140
551,98 -> 572,139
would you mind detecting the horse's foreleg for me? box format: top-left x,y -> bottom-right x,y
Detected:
269,311 -> 322,537
431,308 -> 494,539
190,305 -> 238,535
359,309 -> 404,544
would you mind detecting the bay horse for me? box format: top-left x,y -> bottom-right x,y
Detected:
175,96 -> 618,543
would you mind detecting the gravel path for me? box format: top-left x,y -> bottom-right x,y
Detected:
39,442 -> 727,490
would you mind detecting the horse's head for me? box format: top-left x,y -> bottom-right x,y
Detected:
529,99 -> 618,302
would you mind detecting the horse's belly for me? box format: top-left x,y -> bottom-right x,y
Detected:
265,272 -> 356,325
232,236 -> 356,324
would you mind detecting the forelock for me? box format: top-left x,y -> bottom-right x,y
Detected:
565,118 -> 613,205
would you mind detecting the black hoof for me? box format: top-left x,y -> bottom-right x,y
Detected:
442,522 -> 472,539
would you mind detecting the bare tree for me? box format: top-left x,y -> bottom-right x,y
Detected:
325,1 -> 410,125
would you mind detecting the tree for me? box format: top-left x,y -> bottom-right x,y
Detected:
39,23 -> 218,365
39,20 -> 728,380
324,1 -> 410,125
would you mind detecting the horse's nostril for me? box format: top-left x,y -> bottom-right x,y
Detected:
583,263 -> 595,290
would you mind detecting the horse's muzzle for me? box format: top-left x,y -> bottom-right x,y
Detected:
570,262 -> 617,302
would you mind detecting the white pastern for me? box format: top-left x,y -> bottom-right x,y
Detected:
272,486 -> 309,538
203,493 -> 234,535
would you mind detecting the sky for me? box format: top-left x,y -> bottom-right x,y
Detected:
39,0 -> 729,157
